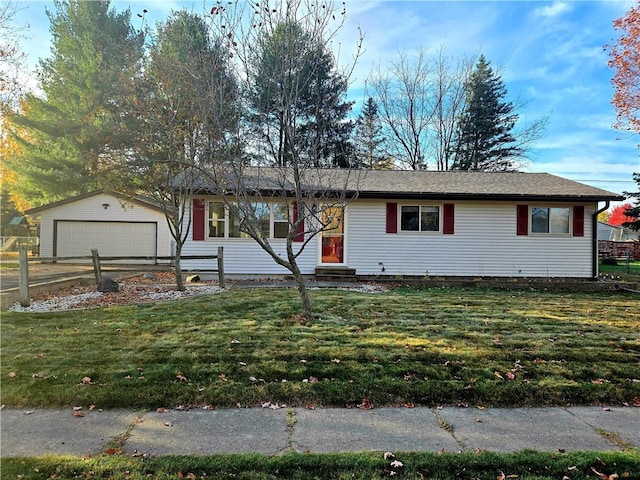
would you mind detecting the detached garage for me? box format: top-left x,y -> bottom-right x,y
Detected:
26,191 -> 173,264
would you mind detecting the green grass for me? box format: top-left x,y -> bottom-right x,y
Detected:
2,451 -> 639,479
1,287 -> 639,409
599,260 -> 640,278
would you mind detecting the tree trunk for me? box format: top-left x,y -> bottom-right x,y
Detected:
291,264 -> 312,320
174,244 -> 185,291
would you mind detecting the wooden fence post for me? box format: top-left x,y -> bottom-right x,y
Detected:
217,246 -> 225,289
91,249 -> 102,285
19,247 -> 30,307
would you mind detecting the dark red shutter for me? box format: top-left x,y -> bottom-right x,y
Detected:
443,203 -> 455,234
192,199 -> 205,241
573,205 -> 584,237
292,202 -> 304,242
516,205 -> 529,236
386,202 -> 398,233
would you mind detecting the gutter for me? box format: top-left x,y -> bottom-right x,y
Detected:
593,201 -> 610,279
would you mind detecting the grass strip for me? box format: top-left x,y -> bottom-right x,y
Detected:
2,450 -> 639,480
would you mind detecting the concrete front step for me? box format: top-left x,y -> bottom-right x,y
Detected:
315,267 -> 357,282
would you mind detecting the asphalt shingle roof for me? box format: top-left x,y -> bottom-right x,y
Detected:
195,168 -> 623,202
351,170 -> 622,200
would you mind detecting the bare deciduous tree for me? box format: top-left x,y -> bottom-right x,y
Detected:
192,0 -> 364,319
368,47 -> 475,171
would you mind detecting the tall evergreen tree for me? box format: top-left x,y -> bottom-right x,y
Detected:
451,55 -> 521,171
353,97 -> 387,169
623,172 -> 640,231
5,0 -> 143,205
251,20 -> 353,168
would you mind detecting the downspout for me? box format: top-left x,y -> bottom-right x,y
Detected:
593,201 -> 610,279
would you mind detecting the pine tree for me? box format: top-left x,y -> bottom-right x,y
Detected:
623,173 -> 640,231
5,0 -> 143,205
451,55 -> 521,171
251,20 -> 353,168
353,97 -> 388,169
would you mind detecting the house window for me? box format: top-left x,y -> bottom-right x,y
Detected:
531,207 -> 570,234
207,201 -> 290,239
208,202 -> 225,238
273,203 -> 289,238
400,205 -> 440,232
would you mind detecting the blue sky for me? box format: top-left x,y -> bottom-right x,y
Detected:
11,0 -> 640,203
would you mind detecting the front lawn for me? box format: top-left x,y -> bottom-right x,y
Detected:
1,286 -> 639,408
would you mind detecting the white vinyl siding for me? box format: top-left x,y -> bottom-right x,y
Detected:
181,236 -> 318,275
183,197 -> 596,278
346,199 -> 595,278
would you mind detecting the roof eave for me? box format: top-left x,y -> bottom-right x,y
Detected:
356,192 -> 625,202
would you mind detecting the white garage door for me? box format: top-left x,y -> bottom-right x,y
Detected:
55,221 -> 157,263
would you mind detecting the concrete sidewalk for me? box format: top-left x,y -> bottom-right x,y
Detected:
1,406 -> 638,458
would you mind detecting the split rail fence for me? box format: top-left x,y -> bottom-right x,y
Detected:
17,246 -> 224,308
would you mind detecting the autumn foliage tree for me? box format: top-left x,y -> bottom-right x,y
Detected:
607,4 -> 640,231
606,202 -> 638,227
608,1 -> 640,133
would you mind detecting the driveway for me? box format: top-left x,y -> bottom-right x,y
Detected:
0,263 -> 161,291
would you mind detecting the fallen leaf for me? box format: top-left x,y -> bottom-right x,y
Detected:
156,407 -> 167,413
590,467 -> 619,480
73,406 -> 83,411
231,339 -> 240,344
332,358 -> 341,363
390,460 -> 403,468
81,376 -> 92,384
202,405 -> 214,410
505,372 -> 515,381
8,372 -> 17,378
384,452 -> 395,460
164,421 -> 173,427
494,371 -> 504,381
176,374 -> 188,382
357,398 -> 374,410
72,411 -> 85,418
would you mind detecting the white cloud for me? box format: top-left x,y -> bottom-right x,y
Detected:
534,2 -> 572,18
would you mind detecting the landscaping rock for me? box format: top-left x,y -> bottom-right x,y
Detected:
143,272 -> 156,280
186,275 -> 201,283
97,276 -> 119,293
